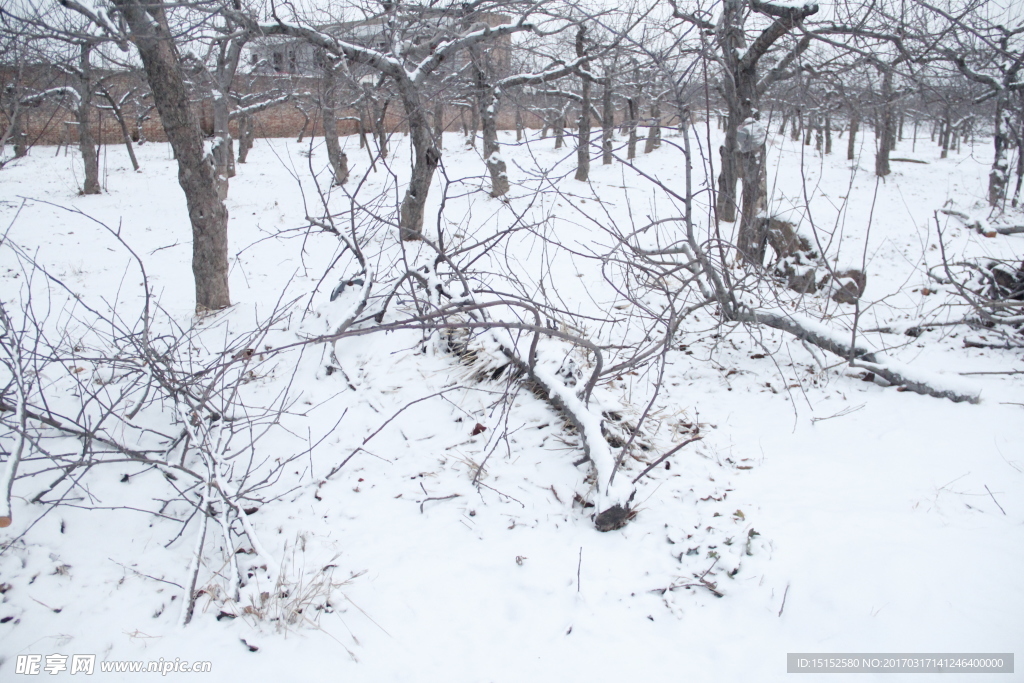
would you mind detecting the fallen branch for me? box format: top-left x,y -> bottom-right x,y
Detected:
736,308 -> 980,403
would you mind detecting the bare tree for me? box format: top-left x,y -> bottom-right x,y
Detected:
264,6 -> 535,240
60,0 -> 232,311
674,0 -> 818,264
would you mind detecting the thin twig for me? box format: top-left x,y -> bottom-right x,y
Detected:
778,583 -> 790,617
984,485 -> 1007,515
577,547 -> 582,593
419,493 -> 460,513
632,437 -> 703,484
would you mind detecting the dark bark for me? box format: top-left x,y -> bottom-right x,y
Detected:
1013,134 -> 1024,207
210,94 -> 233,184
716,0 -> 817,261
472,48 -> 509,197
134,104 -> 154,145
397,85 -> 440,240
100,89 -> 140,172
236,114 -> 255,163
295,104 -> 310,143
554,110 -> 565,149
736,149 -> 768,262
321,67 -> 349,185
358,105 -> 369,149
575,81 -> 591,180
12,108 -> 28,158
574,27 -> 591,182
469,102 -> 479,148
77,44 -> 101,195
479,90 -> 508,197
874,68 -> 894,178
644,100 -> 661,154
626,97 -> 638,160
989,95 -> 1010,207
373,96 -> 389,158
601,77 -> 614,165
940,115 -> 950,159
112,0 -> 230,311
824,110 -> 832,155
434,100 -> 444,148
205,32 -> 245,185
847,109 -> 859,160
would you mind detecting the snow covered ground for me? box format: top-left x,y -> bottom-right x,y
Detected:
1,124 -> 1021,681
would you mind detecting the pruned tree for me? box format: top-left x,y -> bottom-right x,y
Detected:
60,0 -> 233,311
920,0 -> 1024,209
674,0 -> 818,264
263,4 -> 536,240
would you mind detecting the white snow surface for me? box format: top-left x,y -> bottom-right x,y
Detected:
0,124 -> 1022,682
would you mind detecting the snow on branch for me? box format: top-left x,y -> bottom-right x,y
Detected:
57,0 -> 129,49
229,93 -> 291,119
737,307 -> 981,404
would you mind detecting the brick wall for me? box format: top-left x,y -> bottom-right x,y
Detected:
6,70 -> 662,151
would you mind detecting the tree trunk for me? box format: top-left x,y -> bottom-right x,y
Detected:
468,102 -> 479,148
321,67 -> 349,185
716,68 -> 744,223
398,86 -> 441,240
824,111 -> 832,155
434,100 -> 444,148
479,89 -> 508,197
989,95 -> 1011,207
601,77 -> 614,165
515,108 -> 524,142
644,100 -> 661,154
362,85 -> 388,159
472,50 -> 508,198
296,105 -> 309,142
358,105 -> 369,149
627,97 -> 638,160
236,114 -> 255,163
210,88 -> 233,185
11,107 -> 28,158
575,77 -> 592,181
1012,134 -> 1024,207
135,105 -> 153,145
574,27 -> 591,182
554,110 -> 565,149
736,148 -> 768,262
874,68 -> 894,178
114,0 -> 230,311
77,45 -> 101,195
847,110 -> 859,160
99,88 -> 140,170
112,101 -> 141,171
